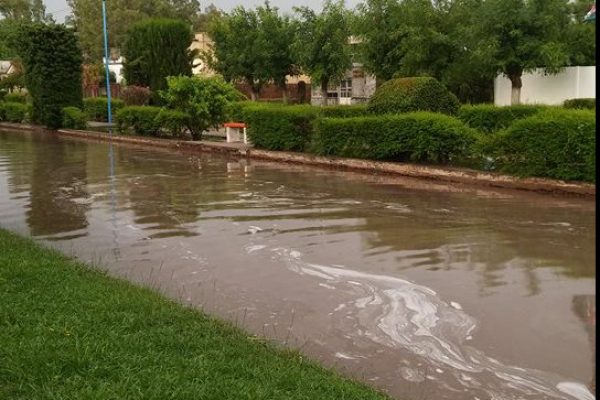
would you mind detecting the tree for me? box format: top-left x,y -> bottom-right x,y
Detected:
475,0 -> 572,104
205,7 -> 266,100
122,18 -> 195,96
66,0 -> 201,61
15,23 -> 83,129
0,0 -> 52,21
293,0 -> 352,106
159,75 -> 242,140
193,4 -> 221,31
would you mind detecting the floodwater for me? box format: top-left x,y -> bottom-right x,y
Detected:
0,131 -> 595,400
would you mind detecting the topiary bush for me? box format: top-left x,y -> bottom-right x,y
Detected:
319,104 -> 369,118
367,77 -> 460,115
16,24 -> 83,129
122,85 -> 152,106
242,104 -> 320,151
563,98 -> 596,110
458,104 -> 550,133
486,109 -> 595,182
3,92 -> 27,104
0,102 -> 28,123
115,106 -> 162,136
312,112 -> 478,164
154,109 -> 190,138
83,97 -> 125,122
62,107 -> 87,130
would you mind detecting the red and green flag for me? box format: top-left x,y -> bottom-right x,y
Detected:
584,3 -> 595,22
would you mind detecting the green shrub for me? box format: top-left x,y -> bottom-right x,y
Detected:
4,92 -> 27,104
115,106 -> 162,136
458,104 -> 550,133
122,85 -> 152,106
367,77 -> 460,115
0,102 -> 28,123
83,97 -> 125,122
312,112 -> 478,164
16,24 -> 83,129
154,109 -> 190,138
62,106 -> 87,130
242,104 -> 319,151
319,104 -> 369,118
563,98 -> 596,110
487,109 -> 595,182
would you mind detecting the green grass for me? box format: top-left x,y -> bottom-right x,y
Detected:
0,229 -> 389,400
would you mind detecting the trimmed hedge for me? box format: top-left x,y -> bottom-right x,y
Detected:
4,92 -> 28,104
62,107 -> 87,130
458,104 -> 550,133
115,106 -> 162,136
242,104 -> 319,151
84,97 -> 125,122
0,102 -> 28,123
563,98 -> 596,110
487,109 -> 595,182
367,77 -> 460,115
154,109 -> 190,138
319,104 -> 369,118
312,112 -> 478,164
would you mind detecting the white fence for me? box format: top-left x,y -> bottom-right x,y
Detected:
494,66 -> 596,106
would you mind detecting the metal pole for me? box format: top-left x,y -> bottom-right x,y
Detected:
102,0 -> 112,133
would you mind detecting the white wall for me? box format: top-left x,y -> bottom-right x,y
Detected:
103,57 -> 125,84
494,66 -> 596,106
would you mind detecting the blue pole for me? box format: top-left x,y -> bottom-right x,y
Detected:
102,0 -> 112,133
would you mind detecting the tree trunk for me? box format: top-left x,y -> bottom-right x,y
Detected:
281,83 -> 289,104
249,91 -> 257,101
320,78 -> 329,107
509,73 -> 523,105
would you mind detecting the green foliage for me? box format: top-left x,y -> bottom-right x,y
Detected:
3,92 -> 27,104
0,102 -> 28,122
62,106 -> 87,130
319,104 -> 369,118
458,104 -> 550,133
15,23 -> 83,129
83,97 -> 125,122
115,106 -> 162,136
563,98 -> 596,110
312,112 -> 478,163
123,19 -> 194,95
241,103 -> 319,151
486,109 -> 595,182
293,0 -> 352,105
159,75 -> 242,140
0,73 -> 26,92
122,85 -> 152,106
154,109 -> 191,138
368,77 -> 460,115
0,0 -> 51,21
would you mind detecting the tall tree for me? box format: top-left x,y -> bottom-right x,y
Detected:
66,0 -> 201,61
0,0 -> 51,21
293,0 -> 352,106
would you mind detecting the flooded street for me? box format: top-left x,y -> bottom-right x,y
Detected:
0,131 -> 595,400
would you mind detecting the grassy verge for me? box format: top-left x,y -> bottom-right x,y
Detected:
0,229 -> 389,400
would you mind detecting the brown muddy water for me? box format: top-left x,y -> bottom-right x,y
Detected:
0,131 -> 595,400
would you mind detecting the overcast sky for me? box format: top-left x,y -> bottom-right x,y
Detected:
43,0 -> 361,22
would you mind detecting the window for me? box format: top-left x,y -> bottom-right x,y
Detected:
340,78 -> 352,98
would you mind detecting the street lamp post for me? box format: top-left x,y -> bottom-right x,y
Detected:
102,0 -> 112,134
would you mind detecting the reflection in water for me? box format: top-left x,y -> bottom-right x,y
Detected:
0,131 -> 595,400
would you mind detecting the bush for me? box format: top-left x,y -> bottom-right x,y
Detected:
154,109 -> 190,138
16,24 -> 83,129
0,102 -> 28,123
83,97 -> 125,122
160,75 -> 243,140
319,104 -> 369,118
122,85 -> 152,106
563,98 -> 596,110
487,109 -> 595,182
312,112 -> 478,164
115,106 -> 162,136
62,107 -> 87,130
367,77 -> 460,115
4,92 -> 27,104
458,104 -> 550,133
242,104 -> 319,151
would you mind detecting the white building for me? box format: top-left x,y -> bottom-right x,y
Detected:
494,66 -> 596,106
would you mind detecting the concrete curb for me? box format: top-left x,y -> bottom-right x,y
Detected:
0,122 -> 594,198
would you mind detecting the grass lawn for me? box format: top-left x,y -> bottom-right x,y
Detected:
0,229 -> 389,400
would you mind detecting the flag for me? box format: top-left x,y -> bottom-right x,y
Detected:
584,4 -> 595,22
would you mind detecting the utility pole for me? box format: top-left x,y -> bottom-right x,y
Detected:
102,0 -> 113,134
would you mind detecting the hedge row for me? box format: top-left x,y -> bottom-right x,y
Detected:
563,98 -> 595,110
4,92 -> 28,104
0,102 -> 28,123
458,104 -> 550,133
62,107 -> 87,130
84,97 -> 125,122
115,106 -> 191,138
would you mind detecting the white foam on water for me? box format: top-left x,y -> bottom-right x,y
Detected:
557,382 -> 596,400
